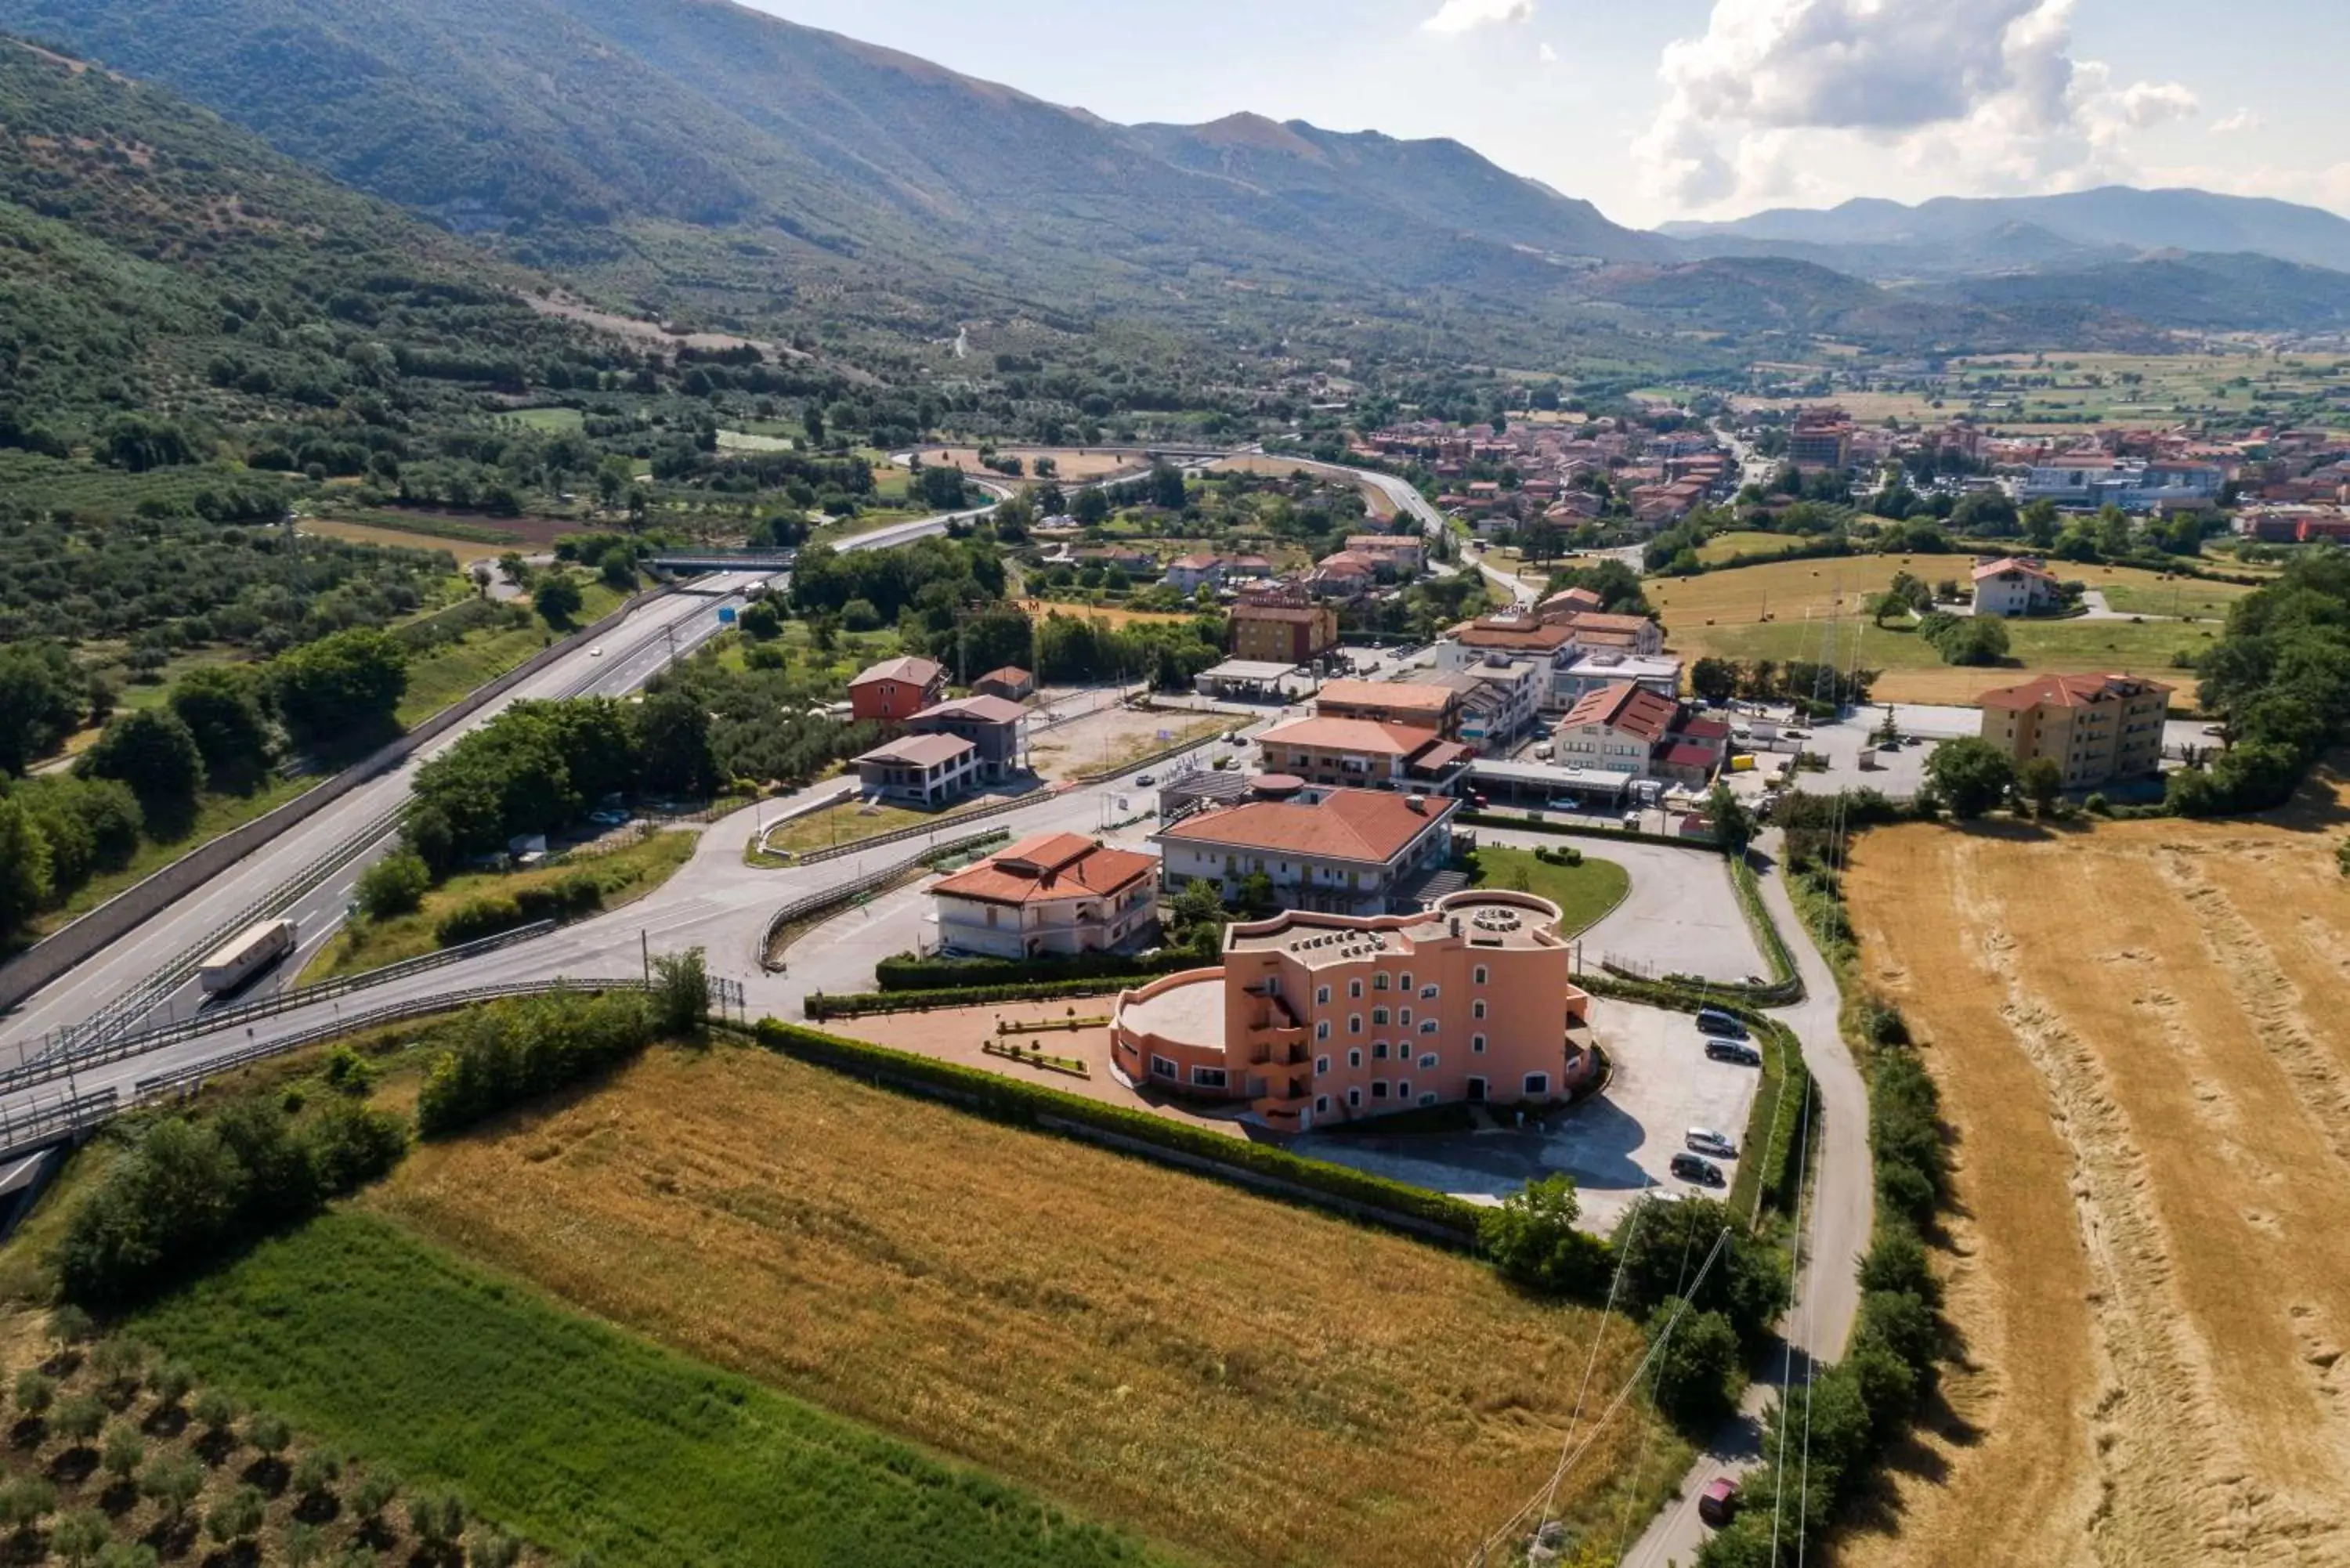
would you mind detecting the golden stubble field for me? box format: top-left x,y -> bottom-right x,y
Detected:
1840,785 -> 2350,1568
364,1049 -> 1676,1568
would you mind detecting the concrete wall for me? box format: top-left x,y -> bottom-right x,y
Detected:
0,589 -> 671,1017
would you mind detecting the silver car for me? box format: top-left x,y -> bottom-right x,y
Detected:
1687,1127 -> 1737,1160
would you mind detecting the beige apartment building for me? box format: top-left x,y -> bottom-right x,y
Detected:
1977,672 -> 2173,789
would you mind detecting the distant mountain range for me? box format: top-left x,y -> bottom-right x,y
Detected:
3,0 -> 2349,354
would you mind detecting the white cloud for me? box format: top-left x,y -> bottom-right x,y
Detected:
1538,41 -> 1558,64
1421,0 -> 1535,35
2211,107 -> 2264,135
1633,0 -> 2202,212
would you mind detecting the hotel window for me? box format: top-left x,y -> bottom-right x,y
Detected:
1472,1035 -> 1486,1053
1314,1096 -> 1330,1115
1419,1052 -> 1439,1070
1400,972 -> 1413,992
1371,1081 -> 1390,1100
1374,973 -> 1390,991
1315,1021 -> 1330,1041
1420,984 -> 1439,999
1350,978 -> 1363,999
1524,1072 -> 1549,1097
1150,1056 -> 1177,1081
1472,999 -> 1487,1020
1473,965 -> 1488,985
1372,1007 -> 1389,1026
1316,985 -> 1330,1005
1396,1080 -> 1412,1100
1191,1067 -> 1227,1089
1347,1088 -> 1361,1108
1372,1042 -> 1389,1060
1349,1014 -> 1362,1035
1347,1050 -> 1362,1068
1420,1020 -> 1439,1035
1315,1056 -> 1331,1075
1419,1092 -> 1440,1107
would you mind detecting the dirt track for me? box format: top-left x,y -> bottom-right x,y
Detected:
1841,786 -> 2350,1568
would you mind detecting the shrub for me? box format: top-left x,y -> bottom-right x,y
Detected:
416,990 -> 656,1138
1479,1175 -> 1611,1297
872,948 -> 1197,992
1643,1299 -> 1743,1425
355,852 -> 432,920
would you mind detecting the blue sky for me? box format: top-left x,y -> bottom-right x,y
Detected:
746,0 -> 2350,228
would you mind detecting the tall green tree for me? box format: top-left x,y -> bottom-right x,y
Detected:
270,628 -> 407,742
79,709 -> 203,813
168,667 -> 271,782
0,798 -> 53,933
1925,738 -> 2019,819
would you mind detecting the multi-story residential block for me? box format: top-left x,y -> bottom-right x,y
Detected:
1788,407 -> 1854,470
1969,555 -> 2063,617
847,656 -> 945,725
1230,596 -> 1340,663
1976,673 -> 2173,789
1343,534 -> 1426,573
851,732 -> 979,805
905,695 -> 1025,782
1108,890 -> 1598,1132
1152,785 -> 1460,916
1314,678 -> 1462,736
931,833 -> 1159,959
1553,681 -> 1679,777
1253,717 -> 1472,793
1433,657 -> 1548,751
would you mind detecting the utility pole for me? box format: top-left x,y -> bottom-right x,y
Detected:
640,929 -> 650,988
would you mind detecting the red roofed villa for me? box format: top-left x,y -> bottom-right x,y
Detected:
930,833 -> 1161,959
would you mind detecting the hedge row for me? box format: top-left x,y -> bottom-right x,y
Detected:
804,976 -> 1152,1019
752,1019 -> 1484,1241
432,871 -> 606,946
1459,810 -> 1719,853
417,990 -> 656,1137
873,948 -> 1200,993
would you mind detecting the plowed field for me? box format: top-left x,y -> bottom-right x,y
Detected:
1840,786 -> 2350,1567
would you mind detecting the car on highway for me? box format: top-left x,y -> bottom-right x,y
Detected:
1136,774 -> 1156,786
589,645 -> 603,657
1699,1476 -> 1741,1527
1687,1127 -> 1737,1159
1705,1037 -> 1763,1067
1695,1007 -> 1748,1040
1670,1152 -> 1726,1187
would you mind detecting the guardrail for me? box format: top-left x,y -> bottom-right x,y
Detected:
128,977 -> 650,1104
5,921 -> 559,1094
0,1086 -> 121,1165
759,828 -> 1010,970
0,585 -> 678,1018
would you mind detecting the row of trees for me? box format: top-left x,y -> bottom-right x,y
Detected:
2170,551 -> 2350,815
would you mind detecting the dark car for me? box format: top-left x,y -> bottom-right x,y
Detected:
1699,1476 -> 1741,1527
1705,1038 -> 1762,1067
1695,1008 -> 1748,1040
1670,1152 -> 1726,1187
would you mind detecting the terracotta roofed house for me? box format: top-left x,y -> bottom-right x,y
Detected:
905,694 -> 1026,781
848,655 -> 945,724
1553,681 -> 1679,777
1152,786 -> 1460,916
851,732 -> 978,805
1970,556 -> 2062,618
931,833 -> 1161,959
1253,716 -> 1471,792
1313,678 -> 1462,735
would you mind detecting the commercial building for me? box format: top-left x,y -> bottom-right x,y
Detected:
1108,891 -> 1598,1132
1788,408 -> 1854,471
2016,457 -> 2225,513
931,833 -> 1160,959
1977,672 -> 2173,789
848,656 -> 946,725
1553,650 -> 1683,704
851,732 -> 980,805
1153,784 -> 1461,917
904,694 -> 1025,782
1253,717 -> 1473,793
1552,681 -> 1680,776
1230,597 -> 1340,663
1314,678 -> 1461,736
1970,555 -> 2062,618
1434,658 -> 1549,752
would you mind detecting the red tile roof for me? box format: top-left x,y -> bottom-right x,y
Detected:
850,656 -> 944,689
1258,716 -> 1427,757
1314,679 -> 1458,717
912,695 -> 1027,724
1977,673 -> 2174,710
1971,555 -> 2059,583
1158,788 -> 1456,864
931,833 -> 1158,906
1559,681 -> 1679,742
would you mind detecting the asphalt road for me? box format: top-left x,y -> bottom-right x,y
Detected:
0,576 -> 767,1065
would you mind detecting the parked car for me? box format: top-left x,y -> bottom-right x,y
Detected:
1783,728 -> 1810,741
1137,774 -> 1156,786
1687,1127 -> 1738,1159
1670,1152 -> 1726,1187
1705,1038 -> 1763,1067
1699,1476 -> 1741,1527
1696,1008 -> 1748,1040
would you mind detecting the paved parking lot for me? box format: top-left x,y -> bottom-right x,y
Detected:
1474,827 -> 1767,984
1292,997 -> 1766,1234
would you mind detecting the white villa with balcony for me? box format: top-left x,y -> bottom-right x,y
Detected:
928,833 -> 1161,959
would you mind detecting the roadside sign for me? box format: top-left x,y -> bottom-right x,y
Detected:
717,605 -> 738,623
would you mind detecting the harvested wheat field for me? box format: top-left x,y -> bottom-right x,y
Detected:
365,1047 -> 1677,1568
1840,782 -> 2350,1568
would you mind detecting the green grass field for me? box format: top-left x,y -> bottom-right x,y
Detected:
504,406 -> 585,434
1470,847 -> 1630,934
1695,530 -> 1812,565
134,1212 -> 1180,1568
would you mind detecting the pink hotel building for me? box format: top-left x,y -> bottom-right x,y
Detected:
1108,889 -> 1597,1133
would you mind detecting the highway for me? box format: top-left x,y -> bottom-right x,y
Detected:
0,575 -> 767,1067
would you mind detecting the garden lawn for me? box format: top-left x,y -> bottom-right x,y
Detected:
1470,847 -> 1629,934
761,800 -> 942,857
302,828 -> 696,981
134,1212 -> 1176,1568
